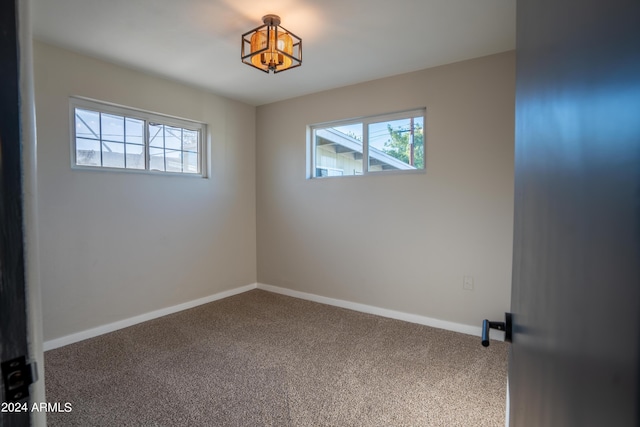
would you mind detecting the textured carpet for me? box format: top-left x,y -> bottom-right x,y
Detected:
45,290 -> 508,426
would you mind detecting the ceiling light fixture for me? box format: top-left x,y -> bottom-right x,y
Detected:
241,14 -> 302,74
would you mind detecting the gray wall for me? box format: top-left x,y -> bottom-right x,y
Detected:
34,42 -> 257,341
34,44 -> 515,341
256,52 -> 515,327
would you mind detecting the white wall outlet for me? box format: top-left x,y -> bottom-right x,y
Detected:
463,275 -> 474,291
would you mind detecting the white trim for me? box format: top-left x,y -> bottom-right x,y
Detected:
309,107 -> 426,178
43,283 -> 258,351
69,96 -> 208,177
70,96 -> 204,127
257,283 -> 501,339
45,282 -> 504,351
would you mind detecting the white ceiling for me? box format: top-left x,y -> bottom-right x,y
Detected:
32,0 -> 516,106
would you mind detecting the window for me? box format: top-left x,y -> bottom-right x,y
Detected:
70,97 -> 207,176
309,108 -> 425,178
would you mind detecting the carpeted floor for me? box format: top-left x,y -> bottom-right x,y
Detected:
45,290 -> 508,426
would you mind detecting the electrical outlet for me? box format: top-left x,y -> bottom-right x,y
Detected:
463,275 -> 474,291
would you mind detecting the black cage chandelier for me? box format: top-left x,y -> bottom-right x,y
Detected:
241,14 -> 302,74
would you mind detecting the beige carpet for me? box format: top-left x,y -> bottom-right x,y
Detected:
45,290 -> 508,426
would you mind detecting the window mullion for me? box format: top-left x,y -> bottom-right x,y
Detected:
311,129 -> 316,178
123,117 -> 127,169
99,112 -> 104,167
199,130 -> 202,175
181,127 -> 184,173
162,125 -> 166,172
308,108 -> 425,178
363,121 -> 369,175
70,97 -> 206,176
145,120 -> 150,171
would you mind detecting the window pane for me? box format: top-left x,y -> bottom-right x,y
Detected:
316,167 -> 343,177
368,116 -> 424,172
75,109 -> 100,140
125,144 -> 145,170
71,99 -> 205,175
149,147 -> 165,171
165,126 -> 182,150
126,118 -> 144,145
183,130 -> 198,152
183,151 -> 199,174
314,123 -> 363,177
149,123 -> 164,148
102,142 -> 125,168
76,138 -> 101,166
101,113 -> 125,143
165,149 -> 182,172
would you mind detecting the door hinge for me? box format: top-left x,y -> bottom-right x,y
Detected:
2,356 -> 38,402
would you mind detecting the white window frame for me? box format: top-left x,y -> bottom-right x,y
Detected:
307,108 -> 426,179
69,96 -> 208,177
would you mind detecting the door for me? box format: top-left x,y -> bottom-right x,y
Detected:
1,0 -> 38,426
509,0 -> 640,425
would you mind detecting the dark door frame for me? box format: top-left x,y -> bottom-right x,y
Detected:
1,0 -> 31,425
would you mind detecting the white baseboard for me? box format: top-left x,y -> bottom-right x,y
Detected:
43,283 -> 258,351
45,281 -> 502,351
257,283 -> 493,339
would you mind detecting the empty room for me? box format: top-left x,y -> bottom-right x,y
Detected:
2,0 -> 638,426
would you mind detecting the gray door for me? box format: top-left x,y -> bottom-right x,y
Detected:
509,0 -> 640,425
0,0 -> 31,426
